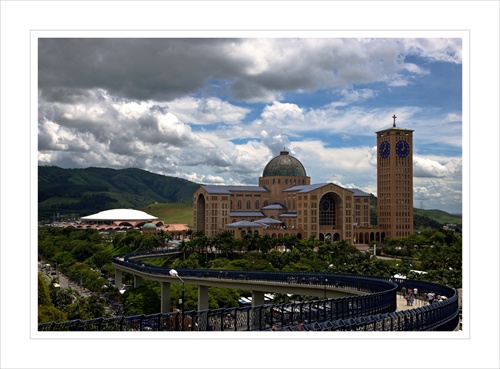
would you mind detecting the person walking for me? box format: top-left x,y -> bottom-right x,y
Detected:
427,292 -> 435,304
409,291 -> 414,306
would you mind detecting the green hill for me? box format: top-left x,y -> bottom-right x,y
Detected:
38,166 -> 200,223
140,203 -> 193,225
413,208 -> 462,224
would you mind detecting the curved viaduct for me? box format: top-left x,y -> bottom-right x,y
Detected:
38,249 -> 460,331
99,249 -> 459,332
114,252 -> 370,313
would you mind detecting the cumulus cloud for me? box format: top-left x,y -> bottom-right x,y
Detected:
402,38 -> 462,64
413,156 -> 450,178
166,97 -> 251,125
414,178 -> 462,214
260,130 -> 291,156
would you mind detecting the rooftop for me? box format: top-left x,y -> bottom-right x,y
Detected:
80,208 -> 158,221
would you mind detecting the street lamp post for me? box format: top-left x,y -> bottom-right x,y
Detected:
169,269 -> 185,330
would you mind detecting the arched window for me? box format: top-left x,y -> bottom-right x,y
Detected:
237,200 -> 242,210
255,200 -> 260,209
319,194 -> 336,226
246,200 -> 251,209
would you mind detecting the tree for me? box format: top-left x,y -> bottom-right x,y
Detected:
122,281 -> 161,315
64,294 -> 109,320
38,305 -> 68,323
172,253 -> 201,269
207,287 -> 240,309
50,285 -> 77,311
53,251 -> 76,270
213,231 -> 234,258
118,230 -> 142,249
89,249 -> 113,269
178,240 -> 193,260
38,273 -> 67,323
139,234 -> 163,250
266,250 -> 287,270
208,257 -> 231,269
258,234 -> 274,253
38,273 -> 52,307
72,240 -> 99,262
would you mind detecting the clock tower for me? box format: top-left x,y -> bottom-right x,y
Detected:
376,115 -> 414,238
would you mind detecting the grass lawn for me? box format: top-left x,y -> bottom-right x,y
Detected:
140,203 -> 193,226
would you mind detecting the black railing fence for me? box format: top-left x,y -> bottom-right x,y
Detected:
38,251 -> 459,332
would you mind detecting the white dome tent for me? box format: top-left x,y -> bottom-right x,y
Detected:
80,209 -> 158,221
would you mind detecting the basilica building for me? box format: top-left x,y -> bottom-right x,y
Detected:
193,119 -> 414,244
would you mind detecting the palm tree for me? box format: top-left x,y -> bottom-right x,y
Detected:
178,240 -> 192,260
213,231 -> 234,258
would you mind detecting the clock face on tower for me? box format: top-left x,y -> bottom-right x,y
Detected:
396,140 -> 410,158
379,141 -> 390,158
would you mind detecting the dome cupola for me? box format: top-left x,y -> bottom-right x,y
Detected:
262,150 -> 307,177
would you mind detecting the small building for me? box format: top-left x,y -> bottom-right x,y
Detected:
142,222 -> 158,235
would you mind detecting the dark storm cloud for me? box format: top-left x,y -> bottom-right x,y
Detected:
38,38 -> 246,102
39,38 -> 398,104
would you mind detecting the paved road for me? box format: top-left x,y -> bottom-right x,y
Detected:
38,259 -> 92,297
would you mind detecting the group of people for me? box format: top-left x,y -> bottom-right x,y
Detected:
401,287 -> 419,306
401,287 -> 446,306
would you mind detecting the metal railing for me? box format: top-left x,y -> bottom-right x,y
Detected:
38,251 -> 459,331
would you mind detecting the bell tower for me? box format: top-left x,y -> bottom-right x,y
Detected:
376,115 -> 414,238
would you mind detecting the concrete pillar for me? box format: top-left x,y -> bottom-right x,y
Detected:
161,282 -> 171,313
252,291 -> 265,306
198,285 -> 209,311
134,275 -> 143,288
115,269 -> 123,289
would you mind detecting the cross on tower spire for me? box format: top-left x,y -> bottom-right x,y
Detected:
392,114 -> 397,127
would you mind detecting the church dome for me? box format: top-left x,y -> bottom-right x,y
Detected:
262,151 -> 307,177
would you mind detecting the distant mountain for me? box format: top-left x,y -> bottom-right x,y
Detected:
38,166 -> 200,222
414,208 -> 462,230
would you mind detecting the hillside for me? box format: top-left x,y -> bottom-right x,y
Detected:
140,203 -> 194,226
414,208 -> 462,225
38,166 -> 200,222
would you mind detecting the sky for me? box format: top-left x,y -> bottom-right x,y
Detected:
38,38 -> 463,214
